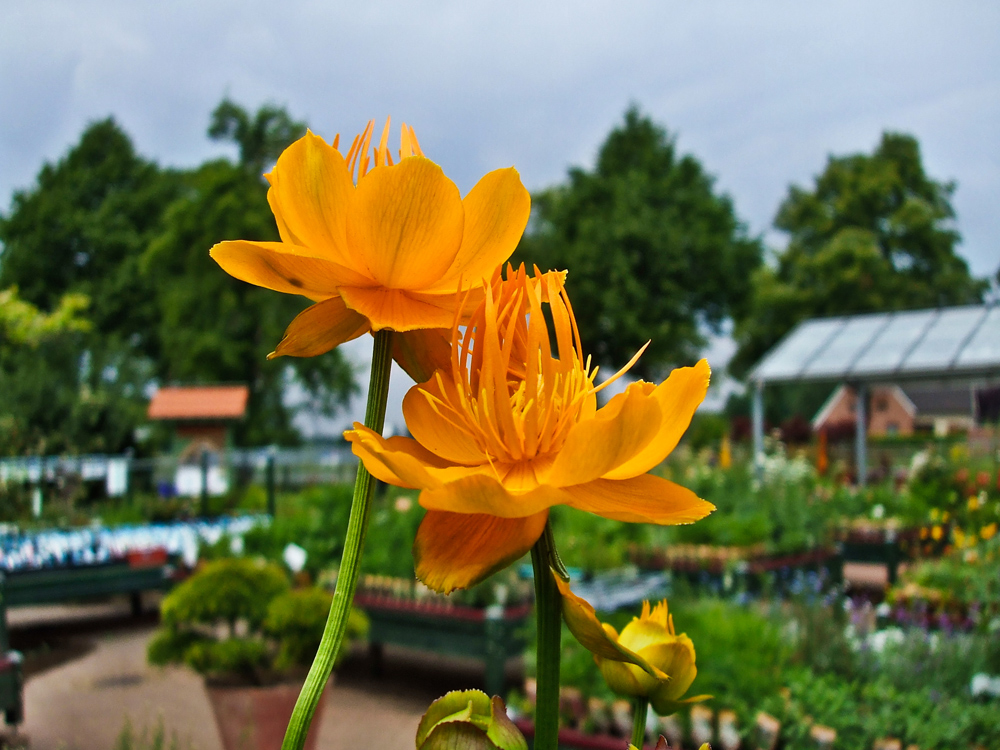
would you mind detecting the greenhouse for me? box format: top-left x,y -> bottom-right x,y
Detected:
750,303 -> 1000,484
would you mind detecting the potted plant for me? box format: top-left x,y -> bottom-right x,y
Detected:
147,557 -> 367,750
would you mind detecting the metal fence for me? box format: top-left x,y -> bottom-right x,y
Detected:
0,446 -> 359,516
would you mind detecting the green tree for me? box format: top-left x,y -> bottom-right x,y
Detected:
0,118 -> 181,356
208,97 -> 308,175
514,107 -> 762,380
0,119 -> 181,454
0,287 -> 90,348
144,101 -> 353,446
731,132 -> 987,378
0,288 -> 96,455
0,103 -> 353,454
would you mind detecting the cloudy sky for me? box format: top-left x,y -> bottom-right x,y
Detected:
2,0 -> 998,430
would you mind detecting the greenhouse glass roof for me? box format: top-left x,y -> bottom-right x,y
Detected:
750,304 -> 1000,384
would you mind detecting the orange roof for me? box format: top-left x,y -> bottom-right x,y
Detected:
147,385 -> 249,421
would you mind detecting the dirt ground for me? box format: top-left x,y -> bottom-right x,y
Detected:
6,597 -> 511,750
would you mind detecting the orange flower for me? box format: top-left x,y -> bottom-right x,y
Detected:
210,119 -> 530,381
346,265 -> 714,592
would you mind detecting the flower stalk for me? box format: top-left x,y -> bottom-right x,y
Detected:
631,699 -> 648,750
281,329 -> 394,750
530,521 -> 563,750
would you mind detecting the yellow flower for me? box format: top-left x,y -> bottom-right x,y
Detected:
346,266 -> 714,592
931,525 -> 943,541
555,575 -> 709,716
719,435 -> 731,470
210,119 -> 530,381
982,523 -> 997,541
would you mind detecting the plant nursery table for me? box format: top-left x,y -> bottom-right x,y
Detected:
355,593 -> 532,697
629,544 -> 842,595
839,527 -> 920,586
2,549 -> 176,615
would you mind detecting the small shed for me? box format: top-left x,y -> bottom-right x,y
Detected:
147,385 -> 249,455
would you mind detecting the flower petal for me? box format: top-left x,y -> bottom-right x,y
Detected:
339,287 -> 458,331
392,328 -> 453,383
543,383 -> 664,487
346,425 -> 448,488
346,424 -> 490,490
210,240 -> 372,300
414,510 -> 548,593
650,693 -> 712,718
597,659 -> 648,699
642,638 -> 697,702
403,380 -> 486,466
619,619 -> 671,655
419,473 -> 571,518
560,474 -> 715,525
602,360 -> 711,480
554,574 -> 664,677
347,157 -> 464,290
427,167 -> 531,293
268,296 -> 369,359
265,131 -> 365,274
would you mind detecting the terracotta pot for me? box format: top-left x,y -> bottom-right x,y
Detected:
206,681 -> 328,750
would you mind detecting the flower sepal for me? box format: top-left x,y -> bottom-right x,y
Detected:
416,690 -> 528,750
628,740 -> 710,750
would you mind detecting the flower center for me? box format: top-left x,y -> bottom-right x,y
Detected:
418,265 -> 642,480
338,117 -> 424,185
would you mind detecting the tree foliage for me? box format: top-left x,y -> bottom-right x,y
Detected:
0,118 -> 180,354
0,119 -> 180,454
0,287 -> 90,349
207,97 -> 307,175
0,102 -> 353,455
143,153 -> 353,446
514,107 -> 762,380
731,132 -> 987,378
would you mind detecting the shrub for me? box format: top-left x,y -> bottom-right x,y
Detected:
265,588 -> 368,670
159,558 -> 289,634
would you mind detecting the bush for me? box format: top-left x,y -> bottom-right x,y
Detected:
148,556 -> 367,681
183,639 -> 270,677
265,588 -> 368,670
159,558 -> 289,633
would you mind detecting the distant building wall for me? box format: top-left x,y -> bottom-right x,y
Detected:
868,387 -> 916,437
814,382 -> 987,439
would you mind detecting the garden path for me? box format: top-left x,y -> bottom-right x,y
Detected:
11,601 -> 478,750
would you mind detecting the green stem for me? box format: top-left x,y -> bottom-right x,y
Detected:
630,699 -> 648,749
530,521 -> 562,750
281,329 -> 393,750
